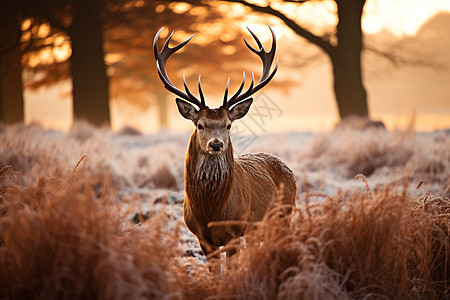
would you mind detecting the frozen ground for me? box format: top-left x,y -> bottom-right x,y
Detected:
1,121 -> 449,299
1,122 -> 448,259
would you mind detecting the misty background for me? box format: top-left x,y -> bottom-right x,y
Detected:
1,0 -> 450,133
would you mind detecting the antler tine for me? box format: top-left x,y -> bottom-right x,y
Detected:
224,71 -> 246,105
222,25 -> 278,109
243,27 -> 263,54
183,75 -> 199,104
222,78 -> 231,106
153,27 -> 206,109
198,75 -> 205,106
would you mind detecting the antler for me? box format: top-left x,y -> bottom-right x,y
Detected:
222,25 -> 278,109
153,27 -> 207,110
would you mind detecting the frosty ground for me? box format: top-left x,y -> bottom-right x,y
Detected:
0,121 -> 448,299
1,122 -> 448,258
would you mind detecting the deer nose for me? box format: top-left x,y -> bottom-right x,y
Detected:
209,141 -> 223,151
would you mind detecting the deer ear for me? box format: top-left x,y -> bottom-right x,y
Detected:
228,98 -> 253,122
176,98 -> 199,121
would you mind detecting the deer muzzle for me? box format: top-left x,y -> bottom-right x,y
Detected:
208,141 -> 223,153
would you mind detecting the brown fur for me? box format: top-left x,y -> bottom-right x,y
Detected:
182,108 -> 297,257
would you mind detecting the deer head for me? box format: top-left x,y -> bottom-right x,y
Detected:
153,25 -> 278,155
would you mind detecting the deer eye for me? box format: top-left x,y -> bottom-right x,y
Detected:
227,124 -> 232,130
197,124 -> 204,130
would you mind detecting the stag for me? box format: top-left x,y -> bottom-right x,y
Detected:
153,25 -> 297,258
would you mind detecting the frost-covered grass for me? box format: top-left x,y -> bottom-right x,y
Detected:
0,121 -> 448,299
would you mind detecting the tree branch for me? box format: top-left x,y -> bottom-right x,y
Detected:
220,0 -> 334,55
365,44 -> 439,68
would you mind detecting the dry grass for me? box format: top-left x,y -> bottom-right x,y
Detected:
1,169 -> 448,299
302,128 -> 416,177
186,185 -> 449,299
0,122 -> 448,299
0,168 -> 185,300
297,127 -> 449,197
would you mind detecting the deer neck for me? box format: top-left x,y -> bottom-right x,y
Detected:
185,132 -> 234,222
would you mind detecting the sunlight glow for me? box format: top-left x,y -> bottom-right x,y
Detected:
105,53 -> 123,65
155,4 -> 165,13
24,0 -> 450,132
227,0 -> 449,38
273,0 -> 337,35
54,36 -> 65,46
39,48 -> 53,64
363,0 -> 450,36
21,31 -> 31,42
191,23 -> 235,45
169,2 -> 192,14
38,24 -> 50,38
159,27 -> 169,38
222,45 -> 236,55
135,0 -> 144,8
172,30 -> 196,45
21,19 -> 33,31
53,42 -> 71,61
189,6 -> 208,16
25,33 -> 71,67
219,32 -> 236,43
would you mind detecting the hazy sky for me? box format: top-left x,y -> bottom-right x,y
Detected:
363,0 -> 450,36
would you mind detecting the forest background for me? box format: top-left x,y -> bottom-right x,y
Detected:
1,0 -> 450,133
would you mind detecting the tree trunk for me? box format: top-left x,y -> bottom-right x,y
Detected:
0,20 -> 24,124
332,0 -> 368,119
70,0 -> 110,126
220,0 -> 369,120
155,92 -> 169,129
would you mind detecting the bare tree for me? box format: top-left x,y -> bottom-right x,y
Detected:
70,0 -> 110,126
5,0 -> 110,126
0,1 -> 24,124
221,0 -> 369,119
18,1 -> 298,129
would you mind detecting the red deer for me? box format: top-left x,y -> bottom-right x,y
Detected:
153,25 -> 297,258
